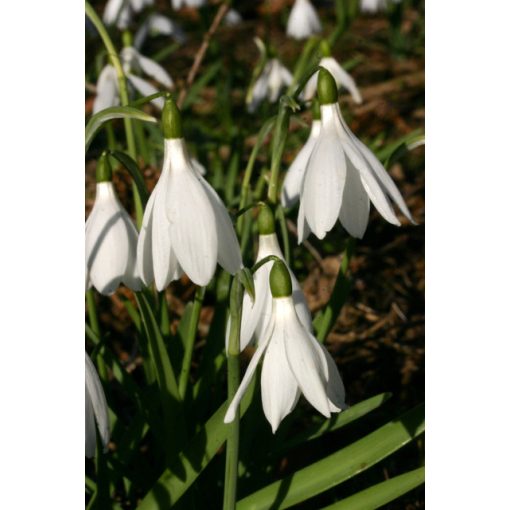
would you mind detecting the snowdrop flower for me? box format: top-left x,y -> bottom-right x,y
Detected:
360,0 -> 401,13
134,13 -> 186,49
93,65 -> 119,115
85,352 -> 110,458
231,205 -> 311,352
247,58 -> 293,113
281,101 -> 321,208
225,260 -> 346,432
103,0 -> 153,29
137,97 -> 242,289
224,8 -> 242,27
86,154 -> 141,295
298,69 -> 415,241
172,0 -> 207,9
301,47 -> 362,104
286,0 -> 322,40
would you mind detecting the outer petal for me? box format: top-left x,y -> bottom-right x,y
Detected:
281,120 -> 321,208
297,201 -> 311,244
85,353 -> 110,455
301,130 -> 346,239
286,0 -> 322,40
339,160 -> 370,238
261,320 -> 300,433
224,318 -> 275,423
93,66 -> 119,114
167,167 -> 218,286
136,53 -> 174,88
321,57 -> 362,105
103,0 -> 124,25
137,188 -> 157,286
280,298 -> 331,417
127,73 -> 165,109
319,344 -> 347,412
197,176 -> 242,274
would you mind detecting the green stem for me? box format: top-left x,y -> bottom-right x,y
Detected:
85,1 -> 142,226
86,289 -> 101,336
223,277 -> 243,510
178,286 -> 206,399
275,204 -> 290,265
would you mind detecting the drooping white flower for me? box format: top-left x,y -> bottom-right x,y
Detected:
134,13 -> 187,49
103,0 -> 154,29
172,0 -> 207,9
229,205 -> 311,352
286,0 -> 322,40
225,260 -> 346,433
224,8 -> 242,27
86,155 -> 141,295
85,352 -> 110,458
247,58 -> 293,113
92,48 -> 174,114
281,108 -> 321,208
137,97 -> 242,289
302,56 -> 362,104
298,68 -> 415,241
360,0 -> 401,13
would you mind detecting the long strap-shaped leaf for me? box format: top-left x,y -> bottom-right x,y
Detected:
135,292 -> 186,458
138,377 -> 258,509
320,466 -> 425,510
237,404 -> 425,510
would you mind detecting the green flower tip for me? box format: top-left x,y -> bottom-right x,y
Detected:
96,151 -> 112,183
258,204 -> 276,235
311,98 -> 321,120
319,39 -> 332,57
162,95 -> 183,139
269,260 -> 292,298
317,67 -> 338,105
122,30 -> 133,48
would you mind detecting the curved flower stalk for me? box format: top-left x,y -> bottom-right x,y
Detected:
85,352 -> 110,458
281,101 -> 321,208
247,58 -> 293,113
137,97 -> 242,289
301,56 -> 362,104
225,260 -> 346,433
93,47 -> 174,113
286,0 -> 322,40
103,0 -> 154,29
298,68 -> 415,241
229,205 -> 311,352
172,0 -> 207,9
134,13 -> 186,49
86,154 -> 141,295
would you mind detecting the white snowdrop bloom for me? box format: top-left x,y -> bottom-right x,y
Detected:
281,105 -> 321,208
172,0 -> 207,9
85,352 -> 110,458
302,56 -> 362,104
229,205 -> 311,352
93,65 -> 119,115
103,0 -> 153,29
134,13 -> 186,49
86,155 -> 141,295
360,0 -> 401,13
298,68 -> 415,241
225,260 -> 346,433
286,0 -> 322,40
224,8 -> 242,27
247,58 -> 293,113
137,97 -> 242,289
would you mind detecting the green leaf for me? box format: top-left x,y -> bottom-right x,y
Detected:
109,150 -> 149,206
236,404 -> 425,510
277,392 -> 392,453
320,467 -> 425,510
138,376 -> 258,509
85,106 -> 157,152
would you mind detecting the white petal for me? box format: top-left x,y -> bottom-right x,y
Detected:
286,0 -> 322,40
281,120 -> 321,208
261,321 -> 300,433
319,344 -> 346,412
93,66 -> 119,114
321,57 -> 362,105
224,318 -> 275,423
137,188 -> 157,286
136,53 -> 174,88
197,176 -> 242,274
191,158 -> 206,176
280,298 -> 331,417
297,202 -> 311,244
339,160 -> 370,238
301,131 -> 346,239
103,0 -> 124,25
167,164 -> 218,286
127,74 -> 165,109
85,353 -> 110,454
224,8 -> 242,26
248,71 -> 269,113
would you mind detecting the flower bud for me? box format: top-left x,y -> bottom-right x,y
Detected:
269,259 -> 292,298
162,95 -> 182,139
96,151 -> 113,183
258,203 -> 276,235
317,67 -> 338,105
